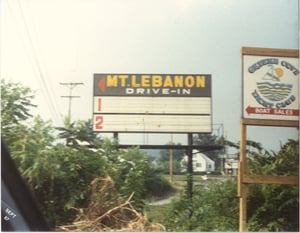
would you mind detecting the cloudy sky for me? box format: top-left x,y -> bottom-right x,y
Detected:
1,0 -> 299,151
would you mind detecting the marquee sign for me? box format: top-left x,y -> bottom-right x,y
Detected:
94,74 -> 211,97
242,48 -> 299,121
93,73 -> 212,133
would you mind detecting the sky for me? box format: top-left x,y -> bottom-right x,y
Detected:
1,0 -> 299,152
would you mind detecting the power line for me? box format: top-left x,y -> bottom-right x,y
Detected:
16,0 -> 62,124
60,82 -> 84,121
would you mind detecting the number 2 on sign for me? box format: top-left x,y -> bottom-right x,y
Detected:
95,116 -> 104,129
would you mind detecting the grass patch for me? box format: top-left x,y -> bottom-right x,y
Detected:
145,202 -> 173,226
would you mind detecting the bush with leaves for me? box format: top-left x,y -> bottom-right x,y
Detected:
1,79 -> 36,148
165,178 -> 238,231
9,119 -> 106,226
247,139 -> 299,231
56,117 -> 103,147
101,141 -> 173,212
163,139 -> 298,232
1,80 -> 173,229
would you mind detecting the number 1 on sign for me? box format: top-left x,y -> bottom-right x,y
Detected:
97,98 -> 102,112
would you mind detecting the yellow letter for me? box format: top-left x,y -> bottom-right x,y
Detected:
196,76 -> 206,87
141,75 -> 150,87
185,76 -> 195,88
163,75 -> 173,87
118,75 -> 128,87
152,75 -> 162,87
106,75 -> 118,87
132,75 -> 140,87
174,75 -> 183,87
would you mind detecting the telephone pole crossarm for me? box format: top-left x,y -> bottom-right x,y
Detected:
60,82 -> 84,120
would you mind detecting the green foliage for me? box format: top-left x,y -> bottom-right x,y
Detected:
194,133 -> 224,169
10,116 -> 54,175
1,79 -> 174,229
165,179 -> 239,231
9,116 -> 106,226
163,139 -> 299,232
146,203 -> 173,226
247,139 -> 299,231
144,170 -> 174,197
157,160 -> 183,174
248,184 -> 299,231
160,146 -> 185,162
56,117 -> 102,147
103,145 -> 168,211
1,79 -> 36,124
273,139 -> 299,176
1,79 -> 36,147
4,79 -> 297,231
194,133 -> 219,145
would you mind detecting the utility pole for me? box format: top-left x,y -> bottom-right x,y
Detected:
60,82 -> 84,121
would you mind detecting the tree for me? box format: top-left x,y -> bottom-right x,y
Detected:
56,117 -> 102,147
158,143 -> 185,174
1,79 -> 36,147
194,133 -> 225,171
160,143 -> 185,162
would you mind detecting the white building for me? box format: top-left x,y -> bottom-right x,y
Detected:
181,150 -> 215,172
224,158 -> 239,175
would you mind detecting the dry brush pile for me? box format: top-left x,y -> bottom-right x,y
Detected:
57,176 -> 165,232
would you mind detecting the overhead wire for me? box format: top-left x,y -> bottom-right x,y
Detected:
15,0 -> 62,125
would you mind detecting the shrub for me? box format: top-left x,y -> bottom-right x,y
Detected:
145,173 -> 174,198
165,178 -> 239,231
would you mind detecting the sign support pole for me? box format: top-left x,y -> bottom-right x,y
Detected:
238,121 -> 248,232
187,133 -> 193,231
113,132 -> 119,146
169,134 -> 174,183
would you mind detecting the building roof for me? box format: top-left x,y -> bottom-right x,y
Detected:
182,150 -> 215,165
193,150 -> 214,164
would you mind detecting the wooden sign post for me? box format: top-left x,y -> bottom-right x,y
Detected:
239,47 -> 299,231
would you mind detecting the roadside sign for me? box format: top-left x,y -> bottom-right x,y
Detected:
93,74 -> 212,133
242,48 -> 299,122
239,47 -> 299,232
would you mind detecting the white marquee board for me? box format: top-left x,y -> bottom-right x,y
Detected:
93,114 -> 211,133
93,74 -> 212,133
93,97 -> 211,115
